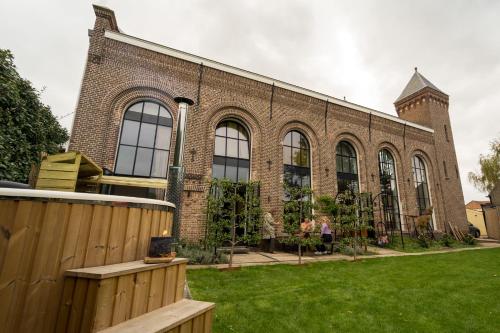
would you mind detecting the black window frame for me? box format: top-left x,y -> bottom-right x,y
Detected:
412,155 -> 432,217
336,141 -> 359,193
378,149 -> 401,229
282,130 -> 311,190
212,120 -> 250,183
114,101 -> 173,179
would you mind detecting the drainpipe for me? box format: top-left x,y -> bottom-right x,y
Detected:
168,97 -> 194,242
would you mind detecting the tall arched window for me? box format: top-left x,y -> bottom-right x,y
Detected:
212,120 -> 250,182
115,101 -> 172,178
336,141 -> 359,193
283,131 -> 311,188
378,149 -> 400,229
412,156 -> 432,217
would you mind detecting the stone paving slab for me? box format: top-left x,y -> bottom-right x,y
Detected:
186,242 -> 500,270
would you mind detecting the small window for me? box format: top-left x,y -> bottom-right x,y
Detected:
443,160 -> 448,178
444,124 -> 449,142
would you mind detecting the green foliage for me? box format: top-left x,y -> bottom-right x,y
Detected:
334,191 -> 373,256
316,194 -> 339,218
468,138 -> 500,193
0,49 -> 68,182
176,242 -> 228,265
440,233 -> 455,247
462,234 -> 477,245
205,179 -> 262,249
281,183 -> 319,248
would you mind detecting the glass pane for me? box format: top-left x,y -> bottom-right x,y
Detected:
292,148 -> 301,166
226,138 -> 238,158
115,146 -> 136,175
159,106 -> 171,118
151,150 -> 169,178
238,125 -> 248,140
120,120 -> 140,145
239,140 -> 249,159
227,122 -> 239,138
300,149 -> 309,167
124,102 -> 143,121
299,136 -> 308,149
142,102 -> 159,124
212,163 -> 225,179
302,175 -> 311,187
291,131 -> 301,148
283,146 -> 291,165
351,158 -> 358,173
155,126 -> 171,149
283,132 -> 292,146
238,167 -> 249,182
134,148 -> 153,176
342,157 -> 350,173
143,102 -> 159,116
336,155 -> 342,172
138,123 -> 156,148
225,164 -> 237,182
214,136 -> 226,156
215,124 -> 226,136
158,116 -> 172,127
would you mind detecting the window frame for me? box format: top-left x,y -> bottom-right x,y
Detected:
282,130 -> 311,189
336,141 -> 359,193
212,120 -> 251,182
114,100 -> 173,179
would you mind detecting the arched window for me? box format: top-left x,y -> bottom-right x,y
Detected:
412,156 -> 432,217
336,141 -> 359,193
378,149 -> 400,229
115,101 -> 172,178
212,120 -> 250,182
283,131 -> 311,188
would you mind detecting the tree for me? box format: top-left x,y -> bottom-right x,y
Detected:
282,183 -> 318,264
468,138 -> 500,193
0,49 -> 68,183
205,179 -> 262,268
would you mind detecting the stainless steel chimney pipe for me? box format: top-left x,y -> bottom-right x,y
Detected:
172,97 -> 194,168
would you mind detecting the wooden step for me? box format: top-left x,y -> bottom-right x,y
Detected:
65,258 -> 188,279
97,299 -> 215,333
57,259 -> 189,332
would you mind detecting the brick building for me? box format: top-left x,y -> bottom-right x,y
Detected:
69,5 -> 468,241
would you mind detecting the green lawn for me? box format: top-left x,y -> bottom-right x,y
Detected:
188,248 -> 500,333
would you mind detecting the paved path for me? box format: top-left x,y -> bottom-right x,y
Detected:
187,240 -> 500,270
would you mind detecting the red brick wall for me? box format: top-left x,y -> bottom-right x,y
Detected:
70,7 -> 468,240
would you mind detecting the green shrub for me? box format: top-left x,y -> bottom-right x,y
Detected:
176,244 -> 228,265
462,234 -> 477,246
417,234 -> 431,248
440,233 -> 455,247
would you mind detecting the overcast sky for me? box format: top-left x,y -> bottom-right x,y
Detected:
1,0 -> 499,202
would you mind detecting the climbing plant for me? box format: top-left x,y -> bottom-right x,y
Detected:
335,190 -> 373,260
205,179 -> 262,265
281,183 -> 319,263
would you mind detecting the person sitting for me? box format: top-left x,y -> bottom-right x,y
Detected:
315,216 -> 333,255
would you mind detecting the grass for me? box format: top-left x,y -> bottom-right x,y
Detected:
188,248 -> 500,333
385,235 -> 478,253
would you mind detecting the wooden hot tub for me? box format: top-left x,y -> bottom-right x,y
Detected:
0,188 -> 175,333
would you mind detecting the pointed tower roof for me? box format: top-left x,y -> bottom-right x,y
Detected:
395,68 -> 445,103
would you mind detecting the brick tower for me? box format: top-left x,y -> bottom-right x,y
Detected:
395,68 -> 468,232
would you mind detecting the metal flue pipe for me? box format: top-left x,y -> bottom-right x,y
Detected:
168,96 -> 194,241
